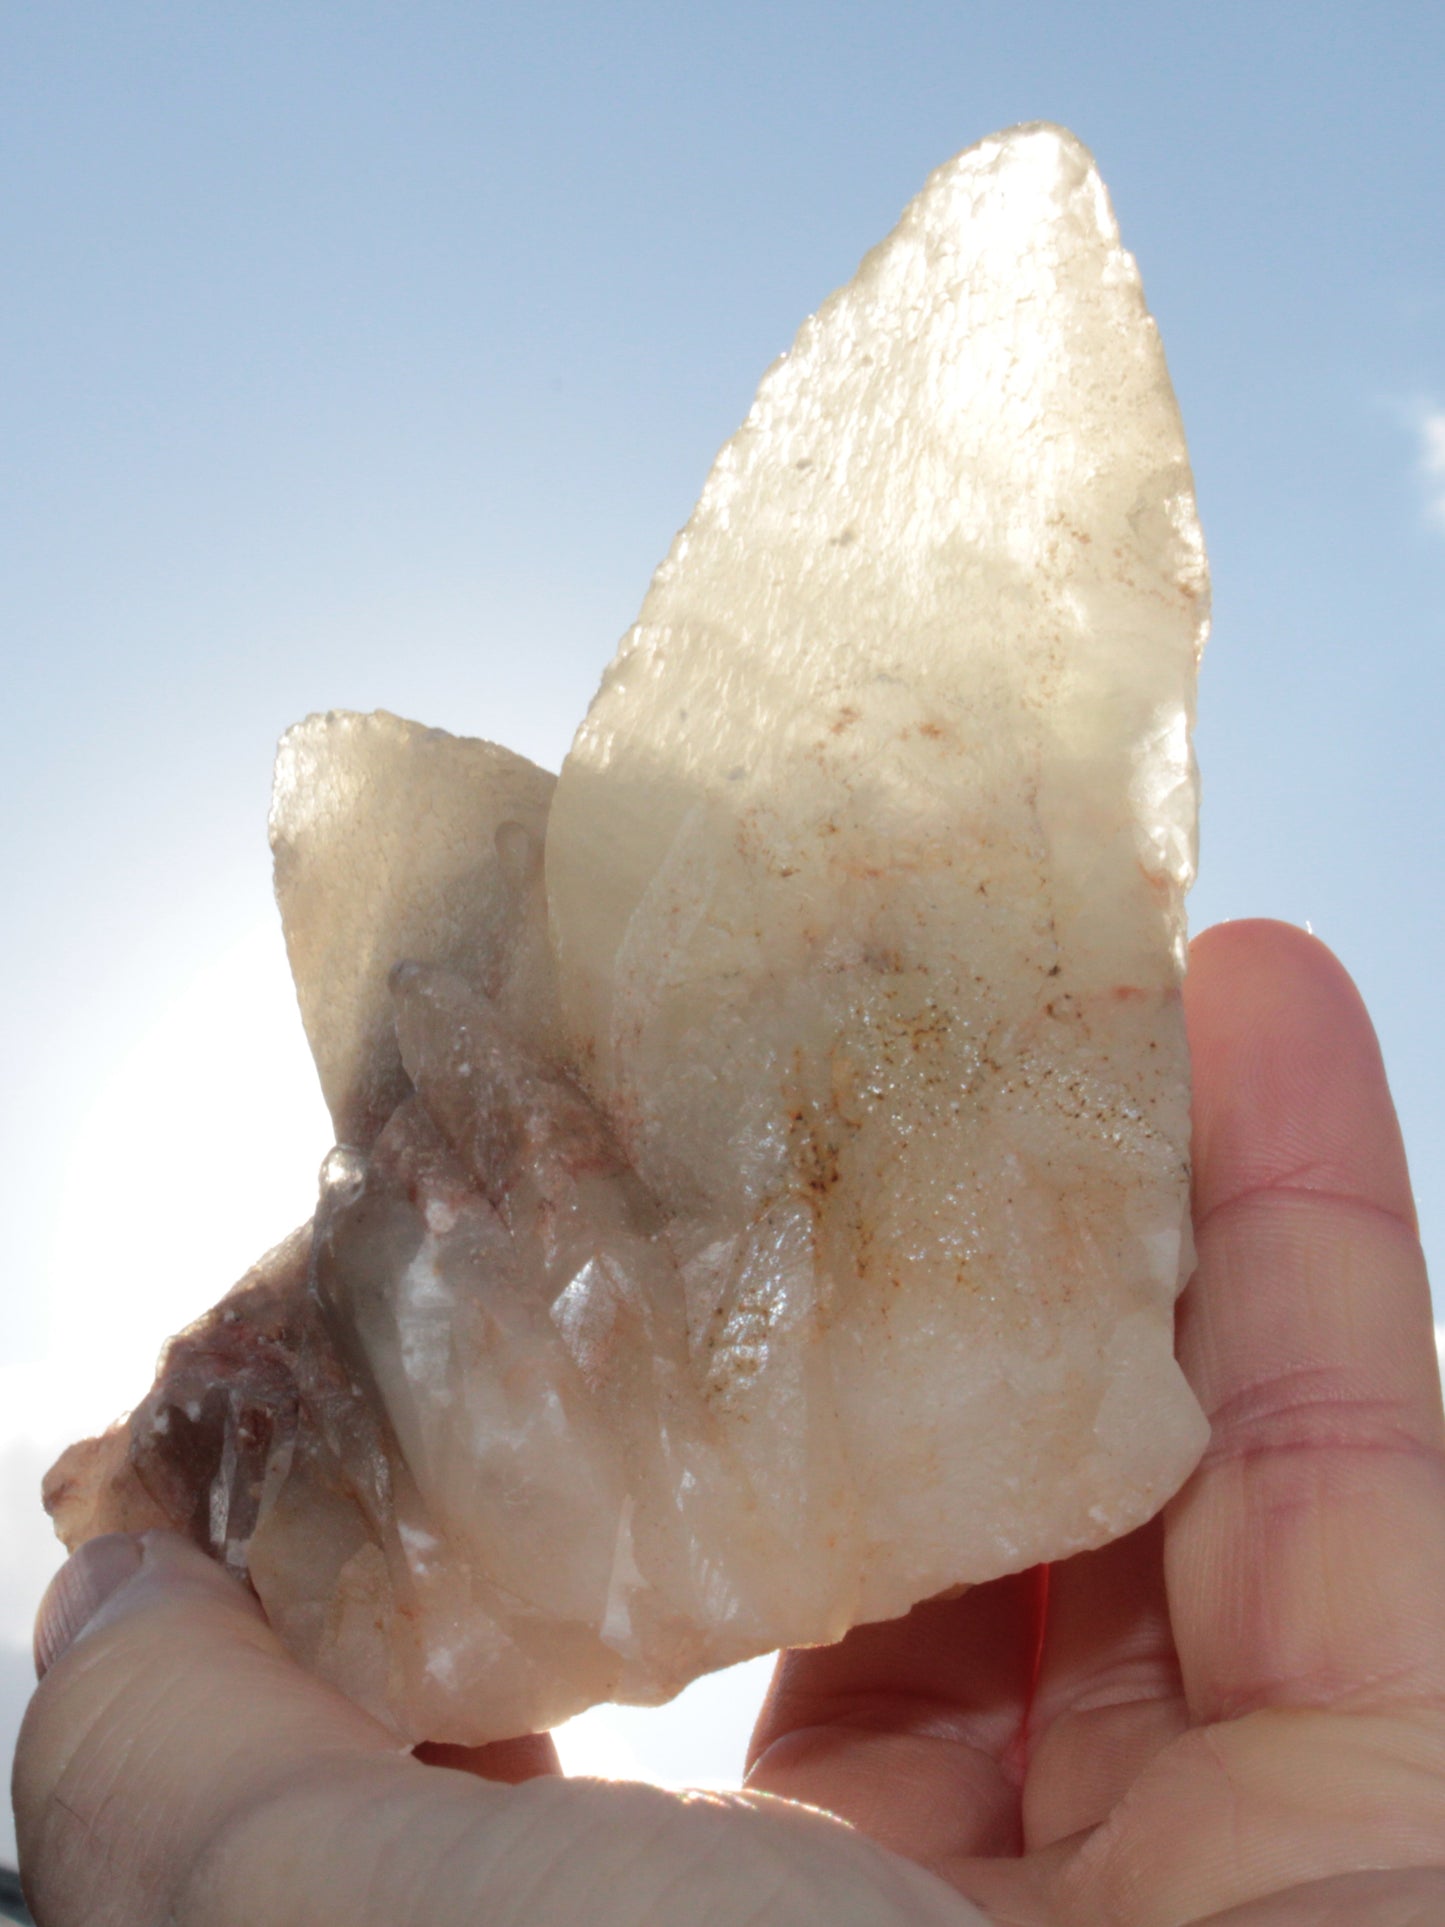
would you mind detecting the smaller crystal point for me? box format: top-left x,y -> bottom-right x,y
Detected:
270,710 -> 556,1147
46,122 -> 1210,1746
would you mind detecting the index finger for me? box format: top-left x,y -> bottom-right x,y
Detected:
1167,919 -> 1445,1723
14,1532 -> 980,1926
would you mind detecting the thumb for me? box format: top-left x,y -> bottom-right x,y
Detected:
14,1532 -> 984,1927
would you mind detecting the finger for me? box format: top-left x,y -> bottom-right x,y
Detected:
948,1849 -> 1445,1927
1191,1867 -> 1445,1923
1022,1519 -> 1187,1850
18,1530 -> 402,1926
15,1531 -> 986,1927
32,1531 -> 144,1677
1168,919 -> 1445,1723
745,1572 -> 1037,1863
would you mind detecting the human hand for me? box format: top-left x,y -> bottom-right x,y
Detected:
14,921 -> 1445,1923
746,920 -> 1445,1921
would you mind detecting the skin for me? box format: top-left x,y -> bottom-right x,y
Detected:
13,920 -> 1445,1924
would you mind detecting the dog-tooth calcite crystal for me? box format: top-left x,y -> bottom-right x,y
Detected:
45,123 -> 1211,1744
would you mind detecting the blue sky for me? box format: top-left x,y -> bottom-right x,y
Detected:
8,3 -> 1443,1351
2,0 -> 1443,1845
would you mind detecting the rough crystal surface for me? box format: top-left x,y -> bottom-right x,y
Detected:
46,123 -> 1211,1745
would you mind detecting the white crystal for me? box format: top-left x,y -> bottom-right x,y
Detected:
46,123 -> 1210,1746
270,709 -> 556,1146
544,119 -> 1210,1634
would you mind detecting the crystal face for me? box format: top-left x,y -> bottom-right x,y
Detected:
44,124 -> 1211,1745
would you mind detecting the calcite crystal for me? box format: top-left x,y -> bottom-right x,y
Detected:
46,123 -> 1211,1744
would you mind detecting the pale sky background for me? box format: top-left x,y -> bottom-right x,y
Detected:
4,0 -> 1444,1871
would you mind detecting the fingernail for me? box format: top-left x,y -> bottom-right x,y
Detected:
34,1533 -> 144,1679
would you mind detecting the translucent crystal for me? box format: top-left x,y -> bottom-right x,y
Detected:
270,710 -> 556,1147
45,123 -> 1210,1745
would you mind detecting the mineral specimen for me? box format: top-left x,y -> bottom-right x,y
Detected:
45,122 -> 1211,1745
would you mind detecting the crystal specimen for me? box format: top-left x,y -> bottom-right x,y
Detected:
45,123 -> 1211,1745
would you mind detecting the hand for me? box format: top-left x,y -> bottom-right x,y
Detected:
14,921 -> 1445,1924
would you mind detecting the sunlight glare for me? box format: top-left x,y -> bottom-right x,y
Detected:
45,919 -> 332,1424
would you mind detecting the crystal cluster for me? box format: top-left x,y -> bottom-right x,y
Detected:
45,124 -> 1211,1745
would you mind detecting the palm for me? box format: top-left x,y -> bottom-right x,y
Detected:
746,922 -> 1445,1923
